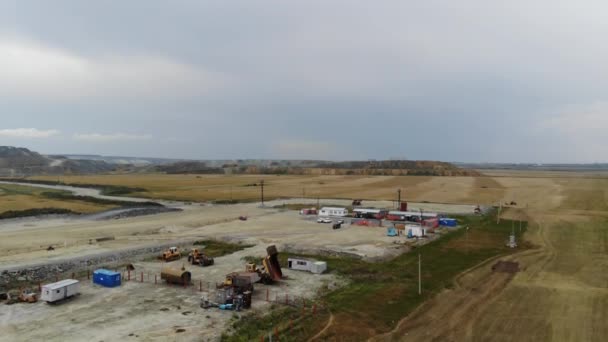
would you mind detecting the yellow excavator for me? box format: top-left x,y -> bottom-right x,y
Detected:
187,248 -> 214,267
160,247 -> 182,262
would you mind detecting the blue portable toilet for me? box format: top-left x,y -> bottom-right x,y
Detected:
93,269 -> 122,288
387,227 -> 398,237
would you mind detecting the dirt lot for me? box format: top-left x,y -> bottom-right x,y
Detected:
2,171 -> 607,341
0,245 -> 341,342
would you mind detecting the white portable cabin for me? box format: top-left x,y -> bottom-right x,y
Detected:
318,207 -> 348,217
41,279 -> 80,303
287,258 -> 327,274
310,261 -> 327,274
406,225 -> 427,237
288,258 -> 313,271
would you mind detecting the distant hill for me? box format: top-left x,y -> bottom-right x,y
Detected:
0,146 -> 479,177
0,146 -> 118,176
156,159 -> 479,176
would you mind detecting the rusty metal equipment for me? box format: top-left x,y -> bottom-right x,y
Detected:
161,266 -> 191,285
20,288 -> 38,303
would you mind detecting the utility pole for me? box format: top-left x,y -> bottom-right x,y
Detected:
519,219 -> 522,233
260,180 -> 265,206
397,188 -> 402,209
418,253 -> 422,295
497,202 -> 502,225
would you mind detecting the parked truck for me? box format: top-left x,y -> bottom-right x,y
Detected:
41,279 -> 80,304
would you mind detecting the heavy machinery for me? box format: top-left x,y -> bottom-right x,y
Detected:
187,248 -> 214,267
245,263 -> 273,285
160,246 -> 181,262
201,288 -> 252,311
242,245 -> 284,285
5,288 -> 38,304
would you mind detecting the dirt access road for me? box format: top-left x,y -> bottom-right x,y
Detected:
373,176 -> 608,342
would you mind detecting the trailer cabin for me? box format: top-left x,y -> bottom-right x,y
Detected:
318,207 -> 348,217
41,279 -> 80,304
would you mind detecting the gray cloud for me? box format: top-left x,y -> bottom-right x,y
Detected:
1,1 -> 607,162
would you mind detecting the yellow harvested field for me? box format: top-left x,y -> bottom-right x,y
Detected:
32,174 -> 508,204
0,184 -> 113,214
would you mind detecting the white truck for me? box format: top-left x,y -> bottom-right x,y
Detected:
40,279 -> 80,304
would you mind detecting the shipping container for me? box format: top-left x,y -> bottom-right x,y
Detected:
93,269 -> 121,288
41,279 -> 80,303
439,218 -> 458,227
310,261 -> 327,274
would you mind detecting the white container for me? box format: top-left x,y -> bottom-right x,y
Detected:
41,279 -> 80,303
310,261 -> 327,274
288,258 -> 312,271
406,225 -> 427,237
318,207 -> 348,217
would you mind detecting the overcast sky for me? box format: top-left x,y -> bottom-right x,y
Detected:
1,1 -> 607,163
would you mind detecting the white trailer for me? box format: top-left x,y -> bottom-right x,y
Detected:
406,225 -> 427,237
310,261 -> 327,274
287,258 -> 327,274
41,279 -> 80,304
318,207 -> 348,217
288,258 -> 312,272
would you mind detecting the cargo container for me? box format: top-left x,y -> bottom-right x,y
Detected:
352,208 -> 388,219
93,269 -> 121,288
439,218 -> 458,227
41,279 -> 80,304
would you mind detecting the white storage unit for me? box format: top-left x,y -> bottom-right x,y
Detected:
288,258 -> 312,272
288,258 -> 327,274
406,225 -> 427,237
41,279 -> 80,303
318,207 -> 348,217
310,261 -> 327,274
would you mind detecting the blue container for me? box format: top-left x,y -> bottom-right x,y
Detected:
439,218 -> 458,227
387,227 -> 398,237
93,269 -> 122,288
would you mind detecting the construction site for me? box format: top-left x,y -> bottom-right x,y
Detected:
0,175 -> 479,342
0,171 -> 606,342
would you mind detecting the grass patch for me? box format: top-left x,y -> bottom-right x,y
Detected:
0,183 -> 114,216
40,192 -> 162,207
193,240 -> 254,258
0,207 -> 78,220
224,211 -> 529,341
0,178 -> 146,196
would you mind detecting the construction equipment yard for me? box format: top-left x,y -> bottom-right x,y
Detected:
1,172 -> 607,341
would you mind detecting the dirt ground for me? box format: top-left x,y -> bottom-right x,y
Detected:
0,245 -> 341,342
2,171 -> 608,341
371,174 -> 608,342
0,199 -> 475,268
